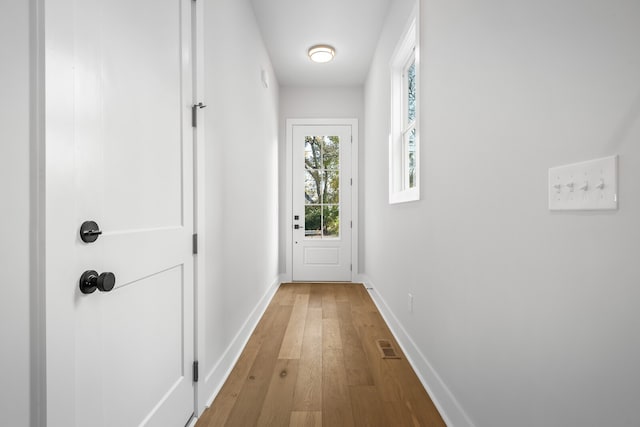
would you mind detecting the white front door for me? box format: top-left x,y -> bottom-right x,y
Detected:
292,125 -> 353,281
45,0 -> 196,426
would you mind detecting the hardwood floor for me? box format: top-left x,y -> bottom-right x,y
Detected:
196,283 -> 446,427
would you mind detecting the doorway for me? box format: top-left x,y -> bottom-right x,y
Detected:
286,119 -> 359,282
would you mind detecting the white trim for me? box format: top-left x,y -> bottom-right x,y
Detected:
284,120 -> 293,282
199,276 -> 282,409
31,0 -> 47,423
357,274 -> 476,427
389,4 -> 420,205
192,0 -> 207,416
285,118 -> 359,281
351,124 -> 359,277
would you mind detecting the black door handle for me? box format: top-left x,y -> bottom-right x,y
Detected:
79,270 -> 116,294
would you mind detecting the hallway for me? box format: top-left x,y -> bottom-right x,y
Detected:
196,283 -> 445,426
3,0 -> 640,425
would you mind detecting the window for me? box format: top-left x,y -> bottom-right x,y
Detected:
304,135 -> 341,239
389,12 -> 419,204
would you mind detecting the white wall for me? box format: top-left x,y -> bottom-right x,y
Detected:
200,0 -> 280,409
278,86 -> 364,274
0,1 -> 32,425
364,0 -> 640,426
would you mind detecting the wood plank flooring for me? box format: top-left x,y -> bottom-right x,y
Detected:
196,283 -> 446,427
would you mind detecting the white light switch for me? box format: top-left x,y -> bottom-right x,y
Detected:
548,155 -> 618,211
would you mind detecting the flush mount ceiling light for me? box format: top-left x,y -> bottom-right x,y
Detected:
308,45 -> 335,63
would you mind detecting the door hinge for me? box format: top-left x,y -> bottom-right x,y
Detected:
192,233 -> 198,255
191,102 -> 207,127
350,264 -> 352,271
350,178 -> 353,185
350,221 -> 352,228
193,361 -> 199,383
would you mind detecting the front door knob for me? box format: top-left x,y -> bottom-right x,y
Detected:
79,270 -> 116,294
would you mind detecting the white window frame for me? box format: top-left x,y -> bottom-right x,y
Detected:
389,8 -> 419,204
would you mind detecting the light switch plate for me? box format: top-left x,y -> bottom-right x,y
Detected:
548,155 -> 618,211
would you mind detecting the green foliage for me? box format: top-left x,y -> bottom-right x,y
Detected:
406,61 -> 416,188
407,60 -> 416,123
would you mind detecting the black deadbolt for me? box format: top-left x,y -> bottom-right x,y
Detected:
79,270 -> 116,294
80,221 -> 102,243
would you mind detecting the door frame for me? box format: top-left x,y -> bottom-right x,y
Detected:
192,0 -> 207,417
285,118 -> 359,282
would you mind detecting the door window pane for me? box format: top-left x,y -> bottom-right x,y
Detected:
323,171 -> 340,204
323,136 -> 340,170
305,170 -> 321,204
305,206 -> 322,238
322,205 -> 340,238
305,137 -> 322,169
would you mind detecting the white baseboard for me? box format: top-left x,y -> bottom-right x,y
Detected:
198,275 -> 282,413
358,274 -> 475,427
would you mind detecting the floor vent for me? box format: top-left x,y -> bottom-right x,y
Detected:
376,339 -> 400,359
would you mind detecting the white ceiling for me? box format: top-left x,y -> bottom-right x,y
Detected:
251,0 -> 391,87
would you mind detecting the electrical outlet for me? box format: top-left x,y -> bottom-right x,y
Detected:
408,293 -> 413,313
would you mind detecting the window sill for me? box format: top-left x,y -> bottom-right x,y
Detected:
389,187 -> 419,204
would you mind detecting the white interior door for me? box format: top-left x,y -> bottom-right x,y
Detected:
45,0 -> 196,426
292,125 -> 352,281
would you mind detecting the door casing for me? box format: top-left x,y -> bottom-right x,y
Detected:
285,118 -> 359,282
